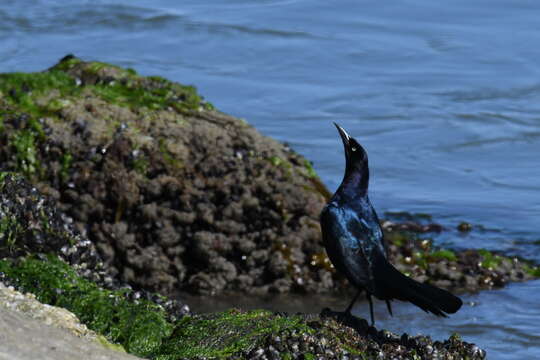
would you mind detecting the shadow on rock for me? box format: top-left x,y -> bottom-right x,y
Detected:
320,307 -> 486,360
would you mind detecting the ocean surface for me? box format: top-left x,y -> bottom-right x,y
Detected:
1,1 -> 539,358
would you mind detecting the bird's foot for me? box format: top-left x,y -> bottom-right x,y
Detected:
320,308 -> 372,335
320,307 -> 351,321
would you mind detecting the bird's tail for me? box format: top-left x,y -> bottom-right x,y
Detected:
372,252 -> 462,316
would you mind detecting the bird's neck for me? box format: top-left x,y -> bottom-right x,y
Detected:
338,163 -> 369,199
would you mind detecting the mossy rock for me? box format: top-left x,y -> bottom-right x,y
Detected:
157,309 -> 314,359
0,255 -> 172,358
383,229 -> 539,292
0,55 -> 330,297
0,254 -> 487,359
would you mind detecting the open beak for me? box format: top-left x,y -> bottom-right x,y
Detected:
333,122 -> 351,159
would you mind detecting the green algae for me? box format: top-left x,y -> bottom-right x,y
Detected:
525,264 -> 540,277
478,249 -> 503,269
303,159 -> 317,178
50,55 -> 83,72
0,71 -> 80,117
0,171 -> 10,184
385,231 -> 409,247
0,255 -> 173,358
0,56 -> 213,124
92,80 -> 182,112
0,253 -> 367,360
386,231 -> 458,268
0,252 -> 482,360
269,157 -> 321,186
96,334 -> 130,353
430,249 -> 458,262
155,309 -> 313,359
87,61 -> 120,75
82,66 -> 212,113
0,71 -> 74,179
269,155 -> 284,167
0,213 -> 21,251
51,56 -> 133,81
10,129 -> 41,178
131,154 -> 150,175
0,251 -> 348,360
269,155 -> 293,170
158,138 -> 184,170
1,238 -> 326,359
0,56 -> 214,183
60,152 -> 73,183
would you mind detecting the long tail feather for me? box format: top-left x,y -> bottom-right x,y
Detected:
373,252 -> 462,316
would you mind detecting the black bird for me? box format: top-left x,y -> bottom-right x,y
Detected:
320,123 -> 462,325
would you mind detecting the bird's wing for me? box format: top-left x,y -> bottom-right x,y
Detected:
321,204 -> 380,292
320,204 -> 372,287
345,211 -> 387,258
370,209 -> 390,257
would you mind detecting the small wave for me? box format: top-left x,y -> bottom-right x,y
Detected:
0,3 -> 320,40
0,4 -> 182,32
436,84 -> 540,102
181,21 -> 320,40
454,112 -> 537,127
425,35 -> 465,53
443,131 -> 540,150
480,175 -> 540,191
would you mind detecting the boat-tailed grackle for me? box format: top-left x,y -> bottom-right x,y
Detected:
320,123 -> 462,325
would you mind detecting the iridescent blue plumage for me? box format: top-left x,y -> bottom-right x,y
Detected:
320,123 -> 462,325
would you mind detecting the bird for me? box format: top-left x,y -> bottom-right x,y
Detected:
320,123 -> 462,325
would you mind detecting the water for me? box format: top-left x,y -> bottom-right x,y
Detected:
1,1 -> 539,358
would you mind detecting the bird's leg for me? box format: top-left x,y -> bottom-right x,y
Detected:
367,293 -> 375,326
344,289 -> 362,314
385,300 -> 393,317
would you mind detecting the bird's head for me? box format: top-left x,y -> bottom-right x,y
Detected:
333,122 -> 369,193
334,122 -> 368,167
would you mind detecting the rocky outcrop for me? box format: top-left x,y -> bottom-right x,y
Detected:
0,172 -> 189,320
0,255 -> 486,360
159,308 -> 487,359
0,55 -> 328,296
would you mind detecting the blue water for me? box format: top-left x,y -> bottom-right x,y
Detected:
1,1 -> 539,358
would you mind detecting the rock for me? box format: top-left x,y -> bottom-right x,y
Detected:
383,230 -> 538,293
0,173 -> 190,322
1,246 -> 488,359
0,56 -> 329,297
0,281 -> 142,360
457,222 -> 473,232
155,308 -> 487,359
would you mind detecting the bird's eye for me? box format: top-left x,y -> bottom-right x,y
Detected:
351,147 -> 357,152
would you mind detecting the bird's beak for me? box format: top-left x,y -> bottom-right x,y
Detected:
334,122 -> 351,156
